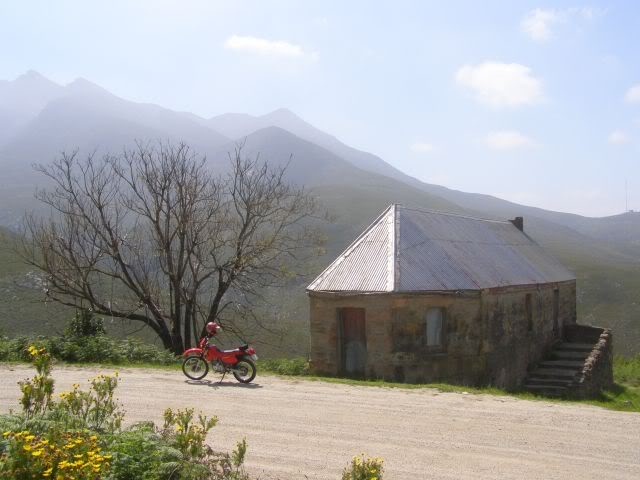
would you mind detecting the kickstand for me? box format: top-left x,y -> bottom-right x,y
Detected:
219,371 -> 227,383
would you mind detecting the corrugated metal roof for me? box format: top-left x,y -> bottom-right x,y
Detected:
307,204 -> 575,293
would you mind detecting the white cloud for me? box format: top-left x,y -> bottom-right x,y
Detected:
521,7 -> 605,42
608,130 -> 630,145
410,142 -> 434,154
625,84 -> 640,103
224,35 -> 308,58
455,62 -> 543,108
521,8 -> 561,42
485,131 -> 536,150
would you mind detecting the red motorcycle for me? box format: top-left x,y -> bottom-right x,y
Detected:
182,322 -> 258,383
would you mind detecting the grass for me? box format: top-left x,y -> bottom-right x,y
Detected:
258,356 -> 640,413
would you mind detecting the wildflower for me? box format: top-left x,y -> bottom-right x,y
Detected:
23,444 -> 32,451
31,449 -> 43,457
43,467 -> 53,477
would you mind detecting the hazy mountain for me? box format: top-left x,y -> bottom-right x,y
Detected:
208,108 -> 412,181
0,71 -> 638,354
0,71 -> 66,144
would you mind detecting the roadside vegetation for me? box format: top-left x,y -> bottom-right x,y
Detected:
0,343 -> 385,479
1,313 -> 638,414
0,345 -> 251,479
259,357 -> 640,413
0,312 -> 176,366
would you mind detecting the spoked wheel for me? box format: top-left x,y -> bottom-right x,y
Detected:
182,355 -> 209,380
232,358 -> 257,384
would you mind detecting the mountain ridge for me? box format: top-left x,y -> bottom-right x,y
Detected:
0,71 -> 638,354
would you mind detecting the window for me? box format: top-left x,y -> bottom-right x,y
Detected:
525,293 -> 533,332
425,308 -> 445,348
553,289 -> 560,333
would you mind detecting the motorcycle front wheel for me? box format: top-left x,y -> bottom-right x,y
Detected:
232,358 -> 257,384
182,355 -> 209,380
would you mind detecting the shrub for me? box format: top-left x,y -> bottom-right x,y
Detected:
0,345 -> 251,480
18,345 -> 54,418
614,354 -> 640,387
64,311 -> 106,338
1,430 -> 111,479
0,334 -> 177,365
341,454 -> 384,480
54,373 -> 124,433
260,357 -> 310,376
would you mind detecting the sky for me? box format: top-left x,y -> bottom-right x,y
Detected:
1,0 -> 639,217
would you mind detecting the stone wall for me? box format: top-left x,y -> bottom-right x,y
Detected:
564,324 -> 613,398
481,281 -> 576,388
308,280 -> 577,388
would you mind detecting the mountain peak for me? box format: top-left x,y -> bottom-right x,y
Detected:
264,107 -> 300,121
65,77 -> 112,97
13,70 -> 61,88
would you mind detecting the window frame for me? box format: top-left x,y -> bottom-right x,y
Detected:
525,293 -> 533,333
424,307 -> 446,353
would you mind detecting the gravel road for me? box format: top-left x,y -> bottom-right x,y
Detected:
0,364 -> 638,479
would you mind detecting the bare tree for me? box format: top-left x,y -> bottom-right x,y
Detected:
19,142 -> 323,354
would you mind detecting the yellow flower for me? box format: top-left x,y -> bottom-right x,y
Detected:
23,444 -> 32,451
31,449 -> 43,457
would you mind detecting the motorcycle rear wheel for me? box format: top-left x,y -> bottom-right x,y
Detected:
232,358 -> 257,384
182,355 -> 209,380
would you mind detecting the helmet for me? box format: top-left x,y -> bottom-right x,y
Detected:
205,322 -> 222,336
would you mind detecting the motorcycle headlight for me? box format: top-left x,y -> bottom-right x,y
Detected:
250,354 -> 258,361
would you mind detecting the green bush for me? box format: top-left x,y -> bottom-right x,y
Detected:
0,335 -> 177,365
341,454 -> 384,480
0,344 -> 250,480
64,311 -> 106,338
260,357 -> 310,376
614,354 -> 640,387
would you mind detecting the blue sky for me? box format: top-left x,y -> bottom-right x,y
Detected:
1,0 -> 639,217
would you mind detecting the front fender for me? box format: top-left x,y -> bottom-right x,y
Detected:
183,347 -> 203,357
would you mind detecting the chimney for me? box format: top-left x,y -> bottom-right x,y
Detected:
510,216 -> 524,232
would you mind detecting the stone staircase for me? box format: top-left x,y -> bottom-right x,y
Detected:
523,341 -> 595,396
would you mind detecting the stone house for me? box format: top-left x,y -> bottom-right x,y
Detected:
307,205 -> 582,389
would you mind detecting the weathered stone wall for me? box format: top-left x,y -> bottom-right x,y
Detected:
308,280 -> 577,388
564,324 -> 613,398
481,281 -> 576,388
308,291 -> 483,381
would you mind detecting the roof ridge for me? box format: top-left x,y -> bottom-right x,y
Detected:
395,204 -> 511,224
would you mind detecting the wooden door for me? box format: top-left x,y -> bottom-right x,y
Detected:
339,307 -> 367,377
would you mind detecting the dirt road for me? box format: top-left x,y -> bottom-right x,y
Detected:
0,365 -> 638,479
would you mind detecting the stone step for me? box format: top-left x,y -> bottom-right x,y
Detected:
531,367 -> 579,378
525,376 -> 575,387
554,342 -> 594,352
524,384 -> 568,396
538,360 -> 585,370
549,350 -> 589,360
